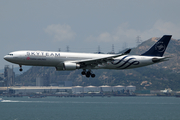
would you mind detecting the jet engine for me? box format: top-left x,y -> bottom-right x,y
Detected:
63,62 -> 80,70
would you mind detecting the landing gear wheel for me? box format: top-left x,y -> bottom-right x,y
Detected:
86,74 -> 90,78
86,71 -> 91,78
81,69 -> 96,78
91,74 -> 95,78
81,71 -> 86,75
87,71 -> 91,75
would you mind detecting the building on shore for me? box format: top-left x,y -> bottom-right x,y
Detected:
112,85 -> 126,91
72,86 -> 84,94
100,85 -> 112,92
8,86 -> 72,95
126,85 -> 136,95
1,85 -> 136,95
84,85 -> 100,93
0,73 -> 4,86
4,65 -> 15,87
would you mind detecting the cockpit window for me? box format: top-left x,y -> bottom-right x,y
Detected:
8,54 -> 13,56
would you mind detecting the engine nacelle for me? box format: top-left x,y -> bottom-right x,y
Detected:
63,62 -> 80,70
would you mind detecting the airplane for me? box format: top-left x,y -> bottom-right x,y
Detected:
4,35 -> 172,78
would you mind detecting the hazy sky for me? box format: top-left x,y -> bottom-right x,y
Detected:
1,0 -> 180,69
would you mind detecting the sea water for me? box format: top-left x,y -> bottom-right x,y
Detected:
0,96 -> 180,120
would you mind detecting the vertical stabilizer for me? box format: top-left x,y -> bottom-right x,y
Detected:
141,35 -> 172,57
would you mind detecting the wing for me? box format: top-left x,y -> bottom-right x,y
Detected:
74,49 -> 131,67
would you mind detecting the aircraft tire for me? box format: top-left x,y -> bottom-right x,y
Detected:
81,71 -> 86,75
91,74 -> 95,78
86,74 -> 90,78
86,71 -> 91,78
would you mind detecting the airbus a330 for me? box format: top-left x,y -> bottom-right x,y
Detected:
4,35 -> 172,78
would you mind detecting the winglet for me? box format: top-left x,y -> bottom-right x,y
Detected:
123,49 -> 131,55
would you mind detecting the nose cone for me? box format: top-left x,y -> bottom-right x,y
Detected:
4,55 -> 8,61
4,55 -> 11,62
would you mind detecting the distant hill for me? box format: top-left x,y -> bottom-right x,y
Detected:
15,37 -> 180,90
130,37 -> 180,72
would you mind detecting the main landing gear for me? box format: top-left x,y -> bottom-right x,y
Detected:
19,65 -> 23,71
81,69 -> 95,78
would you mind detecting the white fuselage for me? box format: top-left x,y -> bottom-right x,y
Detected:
4,50 -> 164,70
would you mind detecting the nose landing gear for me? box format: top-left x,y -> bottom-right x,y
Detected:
19,65 -> 23,71
81,69 -> 95,78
